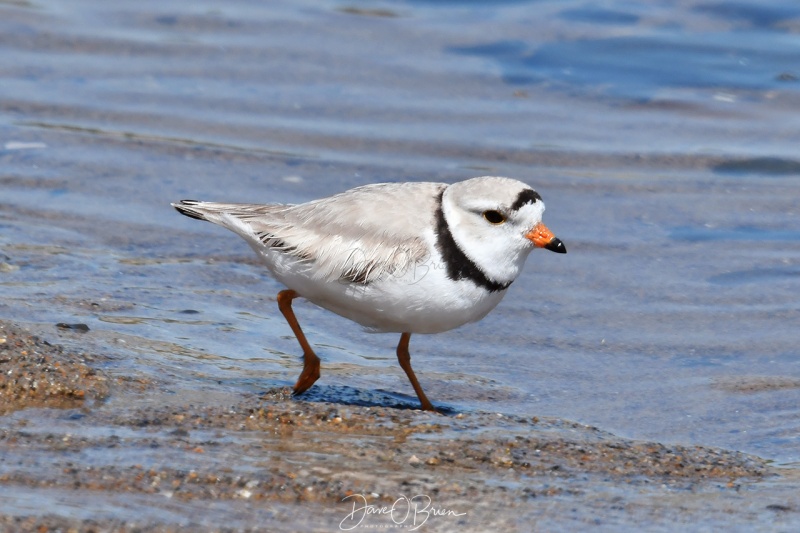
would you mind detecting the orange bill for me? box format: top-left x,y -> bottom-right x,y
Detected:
526,223 -> 567,254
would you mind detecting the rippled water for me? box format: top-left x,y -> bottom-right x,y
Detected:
2,0 -> 799,467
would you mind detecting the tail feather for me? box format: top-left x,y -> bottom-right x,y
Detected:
171,200 -> 291,247
172,200 -> 209,221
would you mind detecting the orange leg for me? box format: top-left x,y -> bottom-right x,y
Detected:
276,290 -> 320,395
396,332 -> 436,411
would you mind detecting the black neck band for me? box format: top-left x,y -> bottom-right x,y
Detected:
434,190 -> 512,293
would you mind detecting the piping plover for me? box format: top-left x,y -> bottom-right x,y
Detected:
172,176 -> 565,411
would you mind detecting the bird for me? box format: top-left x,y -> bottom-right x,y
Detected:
172,176 -> 565,411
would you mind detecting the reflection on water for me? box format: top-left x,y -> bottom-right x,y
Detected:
451,32 -> 799,98
1,0 -> 799,471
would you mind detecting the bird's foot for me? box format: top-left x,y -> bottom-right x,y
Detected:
292,355 -> 321,395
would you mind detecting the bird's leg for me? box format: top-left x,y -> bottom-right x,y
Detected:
396,332 -> 436,412
276,290 -> 320,395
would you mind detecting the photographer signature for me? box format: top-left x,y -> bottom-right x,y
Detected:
339,493 -> 467,531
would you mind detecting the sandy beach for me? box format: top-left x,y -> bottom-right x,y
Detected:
3,319 -> 799,531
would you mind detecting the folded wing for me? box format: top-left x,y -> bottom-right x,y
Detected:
172,182 -> 446,285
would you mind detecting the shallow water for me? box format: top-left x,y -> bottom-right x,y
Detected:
2,0 -> 799,480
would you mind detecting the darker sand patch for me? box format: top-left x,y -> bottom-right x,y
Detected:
0,322 -> 109,415
713,375 -> 800,394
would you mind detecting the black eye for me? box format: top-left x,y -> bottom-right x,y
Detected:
482,210 -> 506,225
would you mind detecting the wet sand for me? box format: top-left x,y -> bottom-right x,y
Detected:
2,320 -> 799,531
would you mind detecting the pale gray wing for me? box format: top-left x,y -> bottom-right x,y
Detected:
172,181 -> 446,284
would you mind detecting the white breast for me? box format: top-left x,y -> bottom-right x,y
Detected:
258,241 -> 508,334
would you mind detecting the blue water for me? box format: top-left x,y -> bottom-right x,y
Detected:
1,0 -> 799,470
453,32 -> 799,97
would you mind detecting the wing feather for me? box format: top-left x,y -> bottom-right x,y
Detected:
172,182 -> 446,284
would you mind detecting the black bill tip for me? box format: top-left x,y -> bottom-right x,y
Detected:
545,237 -> 567,254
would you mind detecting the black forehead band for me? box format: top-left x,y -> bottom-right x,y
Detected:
509,188 -> 542,211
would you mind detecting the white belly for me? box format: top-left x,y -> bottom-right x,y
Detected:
263,250 -> 507,334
